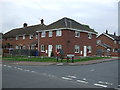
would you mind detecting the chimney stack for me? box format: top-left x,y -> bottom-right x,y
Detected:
106,30 -> 108,34
114,32 -> 116,36
41,19 -> 44,25
23,23 -> 27,27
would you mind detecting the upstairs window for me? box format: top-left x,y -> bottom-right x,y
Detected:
97,40 -> 101,44
23,35 -> 25,40
114,40 -> 117,44
88,33 -> 92,39
75,45 -> 80,53
29,35 -> 33,39
49,31 -> 53,37
75,31 -> 80,37
36,34 -> 38,39
118,41 -> 120,44
41,31 -> 46,37
16,36 -> 18,40
56,30 -> 62,36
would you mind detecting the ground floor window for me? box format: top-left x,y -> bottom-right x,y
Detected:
114,48 -> 119,53
41,45 -> 45,52
56,45 -> 62,51
75,45 -> 80,53
15,45 -> 19,49
23,45 -> 26,49
87,46 -> 92,53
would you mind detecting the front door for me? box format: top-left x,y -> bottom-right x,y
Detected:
84,46 -> 87,57
48,45 -> 53,57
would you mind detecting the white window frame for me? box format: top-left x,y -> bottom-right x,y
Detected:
29,35 -> 33,39
118,41 -> 120,44
36,34 -> 38,39
75,45 -> 80,53
41,45 -> 45,52
16,36 -> 18,40
56,45 -> 62,50
114,40 -> 117,44
75,31 -> 80,37
87,46 -> 92,53
56,30 -> 62,36
23,35 -> 25,40
41,31 -> 46,38
88,33 -> 92,39
23,45 -> 26,49
49,31 -> 53,37
97,40 -> 101,44
16,45 -> 19,49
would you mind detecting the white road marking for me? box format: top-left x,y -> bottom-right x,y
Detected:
98,81 -> 113,85
76,80 -> 88,84
94,83 -> 107,88
90,69 -> 95,71
3,65 -> 7,67
17,68 -> 23,70
83,78 -> 86,81
14,67 -> 17,69
67,75 -> 76,79
7,66 -> 11,68
24,69 -> 30,72
31,71 -> 35,73
62,77 -> 72,80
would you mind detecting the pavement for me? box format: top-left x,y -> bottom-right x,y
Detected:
2,57 -> 118,66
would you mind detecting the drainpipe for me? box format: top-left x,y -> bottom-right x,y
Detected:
38,32 -> 40,56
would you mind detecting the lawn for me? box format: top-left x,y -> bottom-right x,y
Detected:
2,56 -> 110,63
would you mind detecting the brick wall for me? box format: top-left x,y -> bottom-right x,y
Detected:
38,29 -> 97,57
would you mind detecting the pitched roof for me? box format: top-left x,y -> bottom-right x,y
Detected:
3,24 -> 46,38
41,17 -> 97,33
97,33 -> 120,41
107,34 -> 120,41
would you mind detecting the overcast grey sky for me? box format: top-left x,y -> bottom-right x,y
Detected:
0,0 -> 119,35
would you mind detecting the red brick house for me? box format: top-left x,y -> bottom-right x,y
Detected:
96,30 -> 120,57
37,17 -> 98,57
3,20 -> 46,55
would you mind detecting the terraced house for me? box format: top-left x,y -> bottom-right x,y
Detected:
37,17 -> 98,57
96,30 -> 120,57
3,19 -> 46,55
3,17 -> 98,57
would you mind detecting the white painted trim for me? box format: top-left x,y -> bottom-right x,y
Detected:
94,83 -> 107,88
97,33 -> 114,40
36,28 -> 97,35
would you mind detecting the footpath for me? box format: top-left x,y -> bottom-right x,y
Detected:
2,58 -> 118,66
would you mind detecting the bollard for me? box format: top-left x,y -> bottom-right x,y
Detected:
72,56 -> 74,63
67,57 -> 69,63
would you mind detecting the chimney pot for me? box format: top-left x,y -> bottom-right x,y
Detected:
23,23 -> 27,27
114,32 -> 116,36
41,19 -> 44,25
106,30 -> 108,34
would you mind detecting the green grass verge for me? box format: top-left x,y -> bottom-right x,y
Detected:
2,56 -> 110,63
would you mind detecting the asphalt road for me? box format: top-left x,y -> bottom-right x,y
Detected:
2,59 -> 119,88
